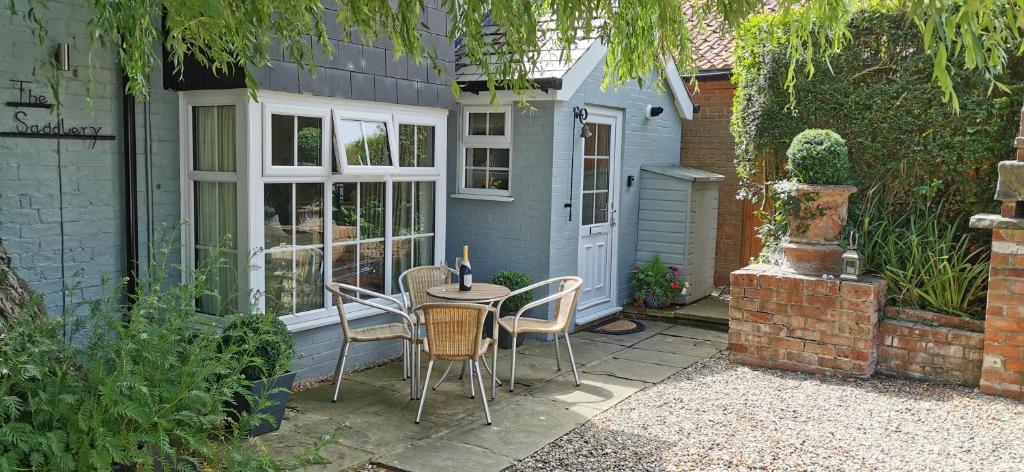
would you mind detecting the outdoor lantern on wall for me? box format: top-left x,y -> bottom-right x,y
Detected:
840,230 -> 863,281
56,43 -> 71,72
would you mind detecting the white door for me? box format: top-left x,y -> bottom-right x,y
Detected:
576,111 -> 620,323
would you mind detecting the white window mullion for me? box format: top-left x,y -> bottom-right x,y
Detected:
383,178 -> 394,294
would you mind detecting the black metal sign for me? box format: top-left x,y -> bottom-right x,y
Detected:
2,80 -> 116,148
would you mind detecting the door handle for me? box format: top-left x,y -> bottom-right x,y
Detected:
609,209 -> 617,227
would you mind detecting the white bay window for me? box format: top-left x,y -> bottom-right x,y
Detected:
181,91 -> 447,331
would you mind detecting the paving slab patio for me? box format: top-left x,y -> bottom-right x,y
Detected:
257,323 -> 725,471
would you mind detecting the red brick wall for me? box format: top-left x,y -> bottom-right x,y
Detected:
680,79 -> 745,286
878,307 -> 985,386
728,265 -> 886,377
980,228 -> 1024,398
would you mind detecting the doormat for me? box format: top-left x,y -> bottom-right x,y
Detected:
586,317 -> 645,335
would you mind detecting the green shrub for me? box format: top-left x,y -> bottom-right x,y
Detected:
859,192 -> 989,318
220,312 -> 295,381
0,234 -> 333,471
732,7 -> 1021,252
786,129 -> 851,185
491,271 -> 533,313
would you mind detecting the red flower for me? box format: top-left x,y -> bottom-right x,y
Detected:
671,282 -> 680,289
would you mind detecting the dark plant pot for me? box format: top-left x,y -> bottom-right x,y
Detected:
642,291 -> 672,309
227,371 -> 296,437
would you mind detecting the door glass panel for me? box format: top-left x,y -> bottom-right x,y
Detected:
583,123 -> 597,156
296,117 -> 322,166
594,159 -> 609,190
583,159 -> 596,191
596,124 -> 611,156
594,192 -> 609,224
271,114 -> 294,166
582,193 -> 595,225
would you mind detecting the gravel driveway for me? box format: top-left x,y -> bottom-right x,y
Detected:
507,354 -> 1024,472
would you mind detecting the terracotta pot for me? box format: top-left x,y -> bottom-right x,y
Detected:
775,183 -> 856,276
777,183 -> 857,243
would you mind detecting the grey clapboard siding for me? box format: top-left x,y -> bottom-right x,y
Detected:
636,166 -> 723,303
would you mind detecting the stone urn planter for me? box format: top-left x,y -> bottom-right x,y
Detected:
778,182 -> 857,276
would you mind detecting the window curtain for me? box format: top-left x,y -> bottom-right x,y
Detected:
193,105 -> 238,315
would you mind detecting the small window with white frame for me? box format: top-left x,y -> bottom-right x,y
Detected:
263,104 -> 330,177
460,105 -> 511,195
332,110 -> 398,174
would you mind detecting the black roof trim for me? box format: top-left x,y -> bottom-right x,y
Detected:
458,77 -> 563,93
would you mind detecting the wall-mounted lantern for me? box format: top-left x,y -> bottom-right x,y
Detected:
56,43 -> 71,72
646,105 -> 664,119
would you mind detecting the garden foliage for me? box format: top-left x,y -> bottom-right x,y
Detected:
0,235 -> 332,471
631,255 -> 686,308
785,129 -> 851,185
491,271 -> 534,313
733,8 -> 1021,247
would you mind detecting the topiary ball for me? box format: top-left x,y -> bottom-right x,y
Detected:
297,127 -> 321,164
786,129 -> 851,185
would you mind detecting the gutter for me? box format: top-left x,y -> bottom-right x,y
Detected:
458,77 -> 563,93
121,74 -> 139,300
688,69 -> 733,81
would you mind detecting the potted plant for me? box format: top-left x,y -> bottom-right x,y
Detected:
220,312 -> 296,436
775,129 -> 856,275
632,254 -> 687,309
491,271 -> 534,349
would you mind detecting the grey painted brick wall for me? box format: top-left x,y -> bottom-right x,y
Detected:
444,104 -> 556,287
551,63 -> 684,319
1,1 -> 181,314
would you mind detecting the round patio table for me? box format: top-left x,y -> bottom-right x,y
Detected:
425,282 -> 511,303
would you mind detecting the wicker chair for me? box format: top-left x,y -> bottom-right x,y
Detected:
326,283 -> 418,402
493,276 -> 584,398
398,265 -> 502,397
415,303 -> 495,425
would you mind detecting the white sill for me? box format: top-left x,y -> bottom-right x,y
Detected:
278,303 -> 395,334
450,193 -> 515,202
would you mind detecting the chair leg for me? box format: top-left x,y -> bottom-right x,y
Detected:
479,356 -> 501,386
415,360 -> 435,424
491,334 -> 499,400
468,361 -> 476,399
563,330 -> 581,387
332,341 -> 351,402
432,361 -> 455,391
509,333 -> 518,392
402,340 -> 409,380
554,332 -> 563,371
331,339 -> 347,385
408,340 -> 416,400
474,360 -> 492,425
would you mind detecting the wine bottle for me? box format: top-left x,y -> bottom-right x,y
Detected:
459,245 -> 473,291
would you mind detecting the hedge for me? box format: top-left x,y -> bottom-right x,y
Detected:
732,8 -> 1022,251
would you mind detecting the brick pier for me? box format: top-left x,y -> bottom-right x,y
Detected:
729,264 -> 886,377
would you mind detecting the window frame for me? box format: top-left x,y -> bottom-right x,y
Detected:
332,109 -> 399,175
458,105 -> 513,197
182,90 -> 447,332
180,92 -> 248,319
262,103 -> 332,178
